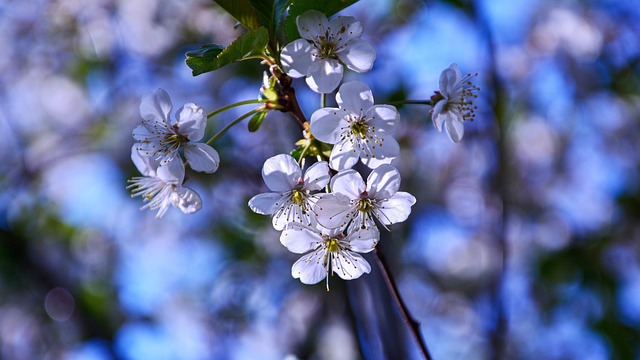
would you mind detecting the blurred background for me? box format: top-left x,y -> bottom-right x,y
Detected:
1,0 -> 639,359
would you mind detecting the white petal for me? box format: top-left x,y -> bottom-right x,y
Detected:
297,10 -> 329,40
361,136 -> 399,169
280,223 -> 323,254
329,138 -> 360,170
132,124 -> 157,142
156,156 -> 184,184
175,103 -> 206,141
339,39 -> 375,73
131,145 -> 156,177
171,187 -> 202,214
310,108 -> 347,144
366,164 -> 400,200
375,191 -> 416,225
184,143 -> 220,173
336,81 -> 374,114
331,169 -> 365,199
262,154 -> 301,192
431,101 -> 447,132
281,39 -> 314,78
328,15 -> 362,40
303,161 -> 330,191
332,252 -> 370,280
140,88 -> 172,125
345,227 -> 379,252
292,252 -> 327,284
314,193 -> 353,229
366,105 -> 398,134
439,65 -> 459,95
306,58 -> 343,93
248,192 -> 286,215
273,202 -> 307,231
445,116 -> 464,143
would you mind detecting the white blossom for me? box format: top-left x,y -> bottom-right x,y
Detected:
310,81 -> 400,170
133,88 -> 220,173
281,10 -> 375,93
431,63 -> 479,143
314,164 -> 415,232
127,147 -> 202,218
248,154 -> 330,230
281,222 -> 377,290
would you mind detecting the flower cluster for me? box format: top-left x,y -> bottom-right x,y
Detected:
128,7 -> 479,288
128,89 -> 220,218
250,154 -> 415,290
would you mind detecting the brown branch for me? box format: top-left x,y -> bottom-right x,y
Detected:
375,247 -> 433,360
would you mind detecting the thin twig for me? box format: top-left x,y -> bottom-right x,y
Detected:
375,247 -> 433,360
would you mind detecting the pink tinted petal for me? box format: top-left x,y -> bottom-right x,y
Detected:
175,103 -> 206,141
331,169 -> 365,199
281,39 -> 314,78
366,164 -> 400,200
140,88 -> 172,125
339,39 -> 375,72
156,156 -> 184,184
262,154 -> 301,192
306,58 -> 343,93
310,107 -> 345,144
336,81 -> 374,114
292,252 -> 327,284
280,223 -> 323,253
248,192 -> 285,215
171,187 -> 202,214
375,191 -> 416,225
183,143 -> 220,173
303,161 -> 330,191
297,10 -> 329,40
366,105 -> 398,134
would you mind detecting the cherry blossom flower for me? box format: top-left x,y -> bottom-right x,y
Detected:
280,10 -> 375,93
280,222 -> 378,290
248,154 -> 330,230
310,81 -> 400,170
133,88 -> 220,173
314,164 -> 415,232
431,63 -> 479,143
127,147 -> 202,218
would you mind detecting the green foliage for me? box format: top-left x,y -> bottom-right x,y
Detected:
248,110 -> 268,132
284,0 -> 360,41
186,27 -> 269,76
212,0 -> 264,31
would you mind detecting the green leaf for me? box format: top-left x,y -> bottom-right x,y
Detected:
248,110 -> 268,132
248,0 -> 291,38
284,0 -> 360,42
213,0 -> 263,30
214,0 -> 290,40
186,27 -> 269,76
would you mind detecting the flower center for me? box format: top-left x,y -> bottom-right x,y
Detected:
291,190 -> 305,205
357,198 -> 374,212
350,119 -> 370,138
318,41 -> 338,59
327,238 -> 340,253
